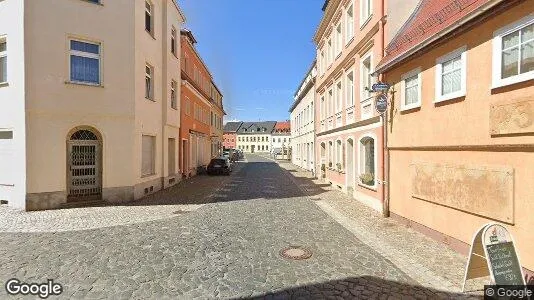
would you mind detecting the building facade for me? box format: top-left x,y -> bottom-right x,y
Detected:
209,81 -> 224,157
235,122 -> 276,153
377,0 -> 534,277
223,121 -> 243,150
180,30 -> 222,177
270,121 -> 291,152
290,62 -> 317,172
0,0 -> 185,210
314,0 -> 386,212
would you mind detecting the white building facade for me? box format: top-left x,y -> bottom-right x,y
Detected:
290,61 -> 316,172
235,122 -> 276,153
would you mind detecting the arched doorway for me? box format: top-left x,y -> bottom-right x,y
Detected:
346,138 -> 354,194
67,127 -> 102,201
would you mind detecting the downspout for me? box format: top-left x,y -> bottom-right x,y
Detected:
378,0 -> 390,218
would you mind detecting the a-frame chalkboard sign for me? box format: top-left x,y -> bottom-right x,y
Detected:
462,223 -> 525,291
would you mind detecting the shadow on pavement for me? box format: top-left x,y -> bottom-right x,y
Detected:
236,276 -> 481,300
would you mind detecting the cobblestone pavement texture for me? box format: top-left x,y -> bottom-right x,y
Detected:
0,155 -> 481,299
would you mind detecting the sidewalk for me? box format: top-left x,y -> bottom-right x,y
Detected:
275,159 -> 487,294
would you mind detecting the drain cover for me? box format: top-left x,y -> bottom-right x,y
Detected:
279,246 -> 312,260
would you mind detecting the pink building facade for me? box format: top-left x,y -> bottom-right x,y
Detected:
314,0 -> 386,212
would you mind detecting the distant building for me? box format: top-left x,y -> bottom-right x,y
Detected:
270,121 -> 291,152
223,121 -> 243,150
290,61 -> 317,172
235,122 -> 277,153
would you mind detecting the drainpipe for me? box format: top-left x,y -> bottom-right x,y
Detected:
379,1 -> 390,218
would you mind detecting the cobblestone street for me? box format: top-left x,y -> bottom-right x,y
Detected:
0,155 -> 481,299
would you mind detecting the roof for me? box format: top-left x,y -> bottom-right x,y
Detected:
171,0 -> 186,23
236,121 -> 277,134
273,121 -> 291,135
375,0 -> 503,73
290,60 -> 317,112
223,122 -> 243,133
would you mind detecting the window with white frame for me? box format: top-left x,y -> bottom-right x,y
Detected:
360,0 -> 372,26
336,23 -> 342,56
346,3 -> 354,42
328,39 -> 333,65
320,95 -> 325,120
401,68 -> 422,111
0,38 -> 6,84
359,136 -> 375,187
170,80 -> 177,109
492,16 -> 534,88
435,46 -> 466,102
336,81 -> 342,112
145,1 -> 154,35
328,89 -> 333,117
171,27 -> 177,56
69,39 -> 101,85
346,71 -> 354,107
145,64 -> 154,100
360,52 -> 373,100
141,135 -> 156,176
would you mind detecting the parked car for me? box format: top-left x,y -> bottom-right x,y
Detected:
222,150 -> 230,158
207,157 -> 232,175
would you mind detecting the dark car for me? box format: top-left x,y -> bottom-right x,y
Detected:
207,157 -> 232,175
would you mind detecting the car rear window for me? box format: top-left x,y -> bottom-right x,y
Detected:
211,159 -> 226,164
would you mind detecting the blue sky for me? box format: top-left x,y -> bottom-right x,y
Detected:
178,0 -> 324,122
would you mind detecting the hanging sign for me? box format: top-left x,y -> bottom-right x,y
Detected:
371,82 -> 390,92
462,223 -> 525,291
375,94 -> 388,114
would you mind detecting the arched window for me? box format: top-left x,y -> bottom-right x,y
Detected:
359,135 -> 376,187
71,130 -> 98,140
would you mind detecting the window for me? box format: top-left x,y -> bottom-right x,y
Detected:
168,138 -> 176,175
359,136 -> 375,187
336,140 -> 342,169
185,97 -> 191,115
401,68 -> 422,111
360,0 -> 372,26
335,23 -> 342,56
435,46 -> 466,102
320,95 -> 325,120
328,89 -> 333,117
171,27 -> 177,56
0,130 -> 13,140
492,16 -> 534,88
170,80 -> 177,109
327,39 -> 333,65
360,52 -> 373,100
145,64 -> 154,100
145,1 -> 154,35
346,4 -> 354,42
328,141 -> 333,165
346,71 -> 354,106
0,38 -> 6,84
336,81 -> 342,112
69,40 -> 100,85
320,51 -> 325,74
142,135 -> 156,176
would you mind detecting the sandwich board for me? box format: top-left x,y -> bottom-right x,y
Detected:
462,223 -> 525,291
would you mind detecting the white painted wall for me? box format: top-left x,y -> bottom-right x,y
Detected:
0,0 -> 26,209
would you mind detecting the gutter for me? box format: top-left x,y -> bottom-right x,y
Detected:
374,0 -> 504,75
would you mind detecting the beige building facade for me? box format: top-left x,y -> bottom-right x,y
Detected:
377,0 -> 534,276
0,0 -> 185,210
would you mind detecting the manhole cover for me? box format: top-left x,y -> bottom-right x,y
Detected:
279,246 -> 312,260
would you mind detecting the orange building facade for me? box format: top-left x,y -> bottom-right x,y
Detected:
377,0 -> 534,277
180,30 -> 222,177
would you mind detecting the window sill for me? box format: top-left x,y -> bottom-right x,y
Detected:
434,91 -> 465,104
358,182 -> 377,191
345,37 -> 354,48
146,30 -> 156,40
0,82 -> 8,88
400,102 -> 421,112
145,97 -> 155,102
492,73 -> 534,90
65,81 -> 104,88
360,15 -> 373,29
